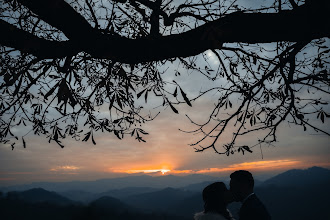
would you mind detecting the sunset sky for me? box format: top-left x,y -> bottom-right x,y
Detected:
1,65 -> 329,186
1,0 -> 330,186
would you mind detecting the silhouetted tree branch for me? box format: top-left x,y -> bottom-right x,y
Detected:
2,0 -> 329,62
0,0 -> 329,154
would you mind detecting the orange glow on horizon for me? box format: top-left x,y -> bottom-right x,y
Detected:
110,164 -> 172,175
161,169 -> 170,175
108,159 -> 304,175
195,159 -> 301,174
117,169 -> 171,174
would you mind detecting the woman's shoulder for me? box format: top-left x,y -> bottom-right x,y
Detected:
194,211 -> 229,220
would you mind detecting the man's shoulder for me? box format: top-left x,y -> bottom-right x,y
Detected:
242,194 -> 266,208
194,211 -> 228,220
240,194 -> 271,220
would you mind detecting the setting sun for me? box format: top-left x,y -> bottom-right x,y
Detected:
110,164 -> 172,175
161,169 -> 170,175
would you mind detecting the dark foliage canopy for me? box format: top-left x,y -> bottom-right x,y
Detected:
0,0 -> 329,155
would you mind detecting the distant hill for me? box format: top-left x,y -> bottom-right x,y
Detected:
96,186 -> 159,200
58,190 -> 94,204
123,187 -> 198,212
59,187 -> 159,203
6,188 -> 75,206
89,196 -> 133,213
0,188 -> 189,220
119,167 -> 330,219
180,181 -> 215,192
1,167 -> 330,219
2,174 -> 219,193
262,166 -> 330,187
179,178 -> 263,193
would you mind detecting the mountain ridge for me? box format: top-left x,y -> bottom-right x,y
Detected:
0,173 -> 220,193
1,166 -> 330,220
262,166 -> 330,187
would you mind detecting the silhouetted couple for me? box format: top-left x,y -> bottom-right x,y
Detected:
194,170 -> 271,220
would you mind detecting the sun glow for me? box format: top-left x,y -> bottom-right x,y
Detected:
161,169 -> 170,175
112,169 -> 171,174
110,164 -> 172,175
108,159 -> 306,176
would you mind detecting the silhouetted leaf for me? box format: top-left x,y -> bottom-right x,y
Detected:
253,56 -> 257,64
113,118 -> 121,124
180,88 -> 192,107
22,137 -> 26,148
242,145 -> 253,153
116,95 -> 123,109
137,128 -> 148,135
114,130 -> 122,139
320,112 -> 325,123
297,114 -> 304,120
168,102 -> 179,114
144,90 -> 148,103
137,89 -> 145,99
53,131 -> 58,141
118,68 -> 127,79
109,95 -> 115,110
13,76 -> 22,97
82,132 -> 91,142
92,134 -> 96,145
56,140 -> 64,148
250,116 -> 254,126
44,86 -> 57,100
49,74 -> 60,79
173,87 -> 177,97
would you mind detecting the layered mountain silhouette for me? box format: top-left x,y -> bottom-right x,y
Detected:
1,174 -> 219,193
89,196 -> 132,213
5,188 -> 75,206
123,187 -> 198,212
1,167 -> 329,220
1,188 -> 187,220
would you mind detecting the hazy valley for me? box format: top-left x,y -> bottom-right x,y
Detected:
1,167 -> 330,220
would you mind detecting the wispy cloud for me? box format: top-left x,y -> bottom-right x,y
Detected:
50,166 -> 80,172
195,159 -> 301,173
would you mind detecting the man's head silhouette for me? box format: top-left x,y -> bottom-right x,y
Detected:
230,170 -> 254,202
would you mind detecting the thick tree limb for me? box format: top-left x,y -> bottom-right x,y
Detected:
16,0 -> 95,39
0,20 -> 77,58
2,0 -> 330,63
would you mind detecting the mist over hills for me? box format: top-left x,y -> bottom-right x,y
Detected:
0,173 -> 220,193
1,167 -> 330,219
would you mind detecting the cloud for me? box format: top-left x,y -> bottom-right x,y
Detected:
50,165 -> 80,172
195,159 -> 301,173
